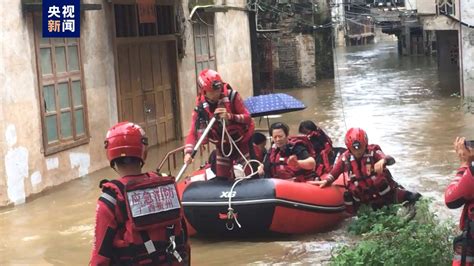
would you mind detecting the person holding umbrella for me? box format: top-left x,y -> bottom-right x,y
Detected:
183,69 -> 255,180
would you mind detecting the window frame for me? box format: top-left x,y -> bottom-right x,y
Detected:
33,14 -> 90,155
193,12 -> 217,93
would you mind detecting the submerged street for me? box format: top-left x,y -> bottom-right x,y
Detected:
1,41 -> 473,265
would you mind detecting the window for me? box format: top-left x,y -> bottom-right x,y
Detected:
34,15 -> 89,155
193,13 -> 216,93
438,0 -> 456,16
114,4 -> 175,38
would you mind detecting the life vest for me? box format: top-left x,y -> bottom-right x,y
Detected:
453,167 -> 474,266
341,145 -> 394,203
314,142 -> 334,177
99,172 -> 190,265
253,143 -> 265,162
307,130 -> 333,153
194,84 -> 248,144
268,135 -> 316,182
306,131 -> 335,177
453,203 -> 474,266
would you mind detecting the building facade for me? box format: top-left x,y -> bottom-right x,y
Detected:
0,0 -> 253,206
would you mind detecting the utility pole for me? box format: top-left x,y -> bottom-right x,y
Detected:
313,0 -> 335,79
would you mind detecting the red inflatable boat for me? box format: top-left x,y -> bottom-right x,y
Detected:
177,171 -> 348,236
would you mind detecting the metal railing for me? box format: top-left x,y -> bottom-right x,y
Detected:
156,142 -> 211,175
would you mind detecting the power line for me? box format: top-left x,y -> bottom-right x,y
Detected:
257,1 -> 333,29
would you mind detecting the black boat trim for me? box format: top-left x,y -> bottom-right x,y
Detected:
182,198 -> 345,213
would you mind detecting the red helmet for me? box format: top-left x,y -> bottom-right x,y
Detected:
197,69 -> 223,93
345,128 -> 368,150
104,122 -> 148,166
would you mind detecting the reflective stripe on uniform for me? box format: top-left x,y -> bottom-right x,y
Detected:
379,185 -> 391,196
100,192 -> 117,206
454,254 -> 474,262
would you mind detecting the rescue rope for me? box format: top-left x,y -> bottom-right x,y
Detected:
331,34 -> 348,132
220,118 -> 262,230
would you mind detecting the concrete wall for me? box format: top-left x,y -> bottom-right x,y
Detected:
405,0 -> 417,10
460,1 -> 474,109
0,0 -> 116,206
332,0 -> 346,47
295,34 -> 316,86
420,15 -> 460,31
416,0 -> 436,14
374,27 -> 397,43
214,8 -> 253,99
177,0 -> 253,139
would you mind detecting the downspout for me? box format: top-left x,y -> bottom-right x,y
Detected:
458,0 -> 464,97
189,5 -> 214,20
189,4 -> 247,20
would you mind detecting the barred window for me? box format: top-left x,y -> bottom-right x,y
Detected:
438,0 -> 455,16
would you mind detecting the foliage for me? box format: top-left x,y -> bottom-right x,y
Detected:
330,199 -> 455,266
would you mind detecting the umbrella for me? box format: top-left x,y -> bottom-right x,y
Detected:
244,93 -> 306,117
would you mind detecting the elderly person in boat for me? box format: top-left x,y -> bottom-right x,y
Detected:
257,122 -> 316,182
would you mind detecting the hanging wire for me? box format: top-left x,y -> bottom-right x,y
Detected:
331,25 -> 348,132
194,11 -> 214,27
257,1 -> 334,29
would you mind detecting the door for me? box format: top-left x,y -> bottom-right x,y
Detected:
117,41 -> 178,146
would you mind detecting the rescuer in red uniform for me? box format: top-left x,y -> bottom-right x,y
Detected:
183,69 -> 255,180
318,127 -> 421,214
445,136 -> 474,266
90,122 -> 190,265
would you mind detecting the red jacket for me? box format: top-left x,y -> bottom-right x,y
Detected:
326,145 -> 396,202
267,136 -> 316,182
90,173 -> 189,265
445,165 -> 474,230
184,84 -> 253,154
329,144 -> 386,180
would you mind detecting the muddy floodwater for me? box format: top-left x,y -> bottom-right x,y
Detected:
1,41 -> 473,265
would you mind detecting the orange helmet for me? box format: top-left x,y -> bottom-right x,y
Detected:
345,128 -> 368,150
104,122 -> 148,166
197,69 -> 223,93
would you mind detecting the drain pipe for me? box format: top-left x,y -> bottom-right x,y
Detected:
189,5 -> 214,20
458,0 -> 464,98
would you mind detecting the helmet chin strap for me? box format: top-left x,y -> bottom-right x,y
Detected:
205,97 -> 218,104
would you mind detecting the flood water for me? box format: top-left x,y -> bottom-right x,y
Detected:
1,41 -> 473,265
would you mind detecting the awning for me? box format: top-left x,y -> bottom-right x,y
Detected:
22,0 -> 102,12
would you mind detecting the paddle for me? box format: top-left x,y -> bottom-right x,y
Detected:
176,116 -> 218,182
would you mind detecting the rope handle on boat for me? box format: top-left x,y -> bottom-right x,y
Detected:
219,118 -> 263,231
225,207 -> 242,231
